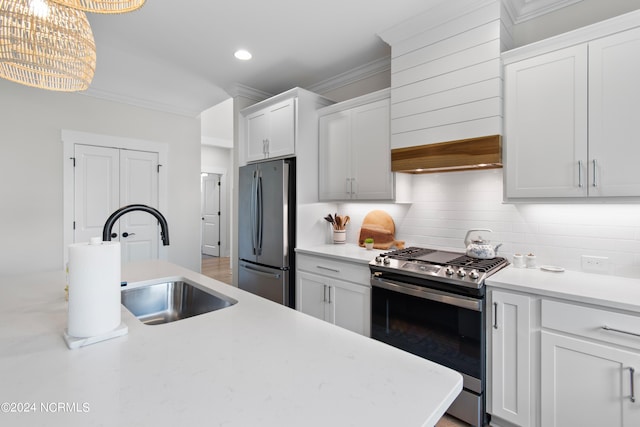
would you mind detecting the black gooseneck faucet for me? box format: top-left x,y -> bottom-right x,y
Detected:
102,204 -> 170,245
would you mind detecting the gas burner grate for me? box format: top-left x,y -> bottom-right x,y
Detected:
447,255 -> 508,272
380,247 -> 436,260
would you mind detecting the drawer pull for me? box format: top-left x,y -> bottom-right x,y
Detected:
316,265 -> 340,273
630,367 -> 636,403
601,325 -> 640,338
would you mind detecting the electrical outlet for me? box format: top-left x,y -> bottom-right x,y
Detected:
581,255 -> 610,274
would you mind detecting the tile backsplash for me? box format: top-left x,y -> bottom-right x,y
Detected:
341,169 -> 640,278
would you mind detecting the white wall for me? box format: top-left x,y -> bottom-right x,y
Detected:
339,170 -> 640,278
201,145 -> 233,257
0,79 -> 202,277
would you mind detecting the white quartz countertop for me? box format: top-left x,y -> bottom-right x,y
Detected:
0,261 -> 461,427
486,265 -> 640,313
295,243 -> 380,264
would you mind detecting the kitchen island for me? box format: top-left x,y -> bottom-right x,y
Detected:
0,260 -> 461,427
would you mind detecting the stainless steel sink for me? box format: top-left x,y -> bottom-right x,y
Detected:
121,279 -> 237,325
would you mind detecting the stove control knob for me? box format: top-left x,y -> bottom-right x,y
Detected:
375,256 -> 383,263
457,268 -> 466,278
383,257 -> 391,265
469,269 -> 480,280
445,266 -> 455,276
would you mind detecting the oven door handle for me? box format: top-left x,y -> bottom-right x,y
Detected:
371,276 -> 483,312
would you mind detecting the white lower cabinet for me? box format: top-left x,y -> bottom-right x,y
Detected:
540,300 -> 640,427
296,254 -> 370,336
488,289 -> 536,427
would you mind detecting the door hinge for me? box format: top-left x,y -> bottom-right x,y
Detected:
73,221 -> 76,230
218,241 -> 221,246
157,164 -> 163,173
218,211 -> 221,216
69,157 -> 76,167
218,181 -> 221,186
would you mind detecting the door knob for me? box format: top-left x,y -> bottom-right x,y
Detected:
110,233 -> 118,238
122,232 -> 136,238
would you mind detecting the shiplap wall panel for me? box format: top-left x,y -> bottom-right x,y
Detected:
392,79 -> 502,120
390,1 -> 502,57
392,98 -> 502,134
392,59 -> 501,104
384,0 -> 503,149
392,22 -> 500,72
392,39 -> 501,88
392,117 -> 502,149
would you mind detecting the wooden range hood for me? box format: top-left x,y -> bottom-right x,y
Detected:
391,135 -> 502,174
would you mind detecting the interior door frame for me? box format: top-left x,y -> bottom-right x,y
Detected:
62,129 -> 169,267
201,167 -> 229,258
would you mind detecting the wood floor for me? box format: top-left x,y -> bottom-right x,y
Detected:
201,255 -> 232,285
200,255 -> 470,427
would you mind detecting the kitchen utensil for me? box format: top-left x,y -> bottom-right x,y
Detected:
464,229 -> 502,259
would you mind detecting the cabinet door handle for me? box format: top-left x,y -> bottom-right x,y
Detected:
316,265 -> 340,273
493,302 -> 498,329
323,284 -> 327,303
629,367 -> 636,403
327,286 -> 332,304
578,160 -> 583,188
592,159 -> 597,187
602,325 -> 640,338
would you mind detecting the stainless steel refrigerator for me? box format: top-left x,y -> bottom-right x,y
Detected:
238,158 -> 295,307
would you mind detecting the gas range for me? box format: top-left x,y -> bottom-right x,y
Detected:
369,246 -> 509,290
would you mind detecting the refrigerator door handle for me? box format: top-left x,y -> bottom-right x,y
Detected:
241,262 -> 281,279
250,170 -> 258,255
256,172 -> 263,256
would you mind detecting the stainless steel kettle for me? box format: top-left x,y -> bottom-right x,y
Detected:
464,229 -> 502,259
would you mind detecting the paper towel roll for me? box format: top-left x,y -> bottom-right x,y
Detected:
67,238 -> 121,338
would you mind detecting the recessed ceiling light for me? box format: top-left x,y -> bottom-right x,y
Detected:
234,49 -> 252,60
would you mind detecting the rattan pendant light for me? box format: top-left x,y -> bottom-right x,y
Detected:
49,0 -> 144,14
0,0 -> 96,91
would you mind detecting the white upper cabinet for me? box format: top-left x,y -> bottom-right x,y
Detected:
318,90 -> 394,201
504,44 -> 588,198
245,97 -> 296,162
504,21 -> 640,199
588,27 -> 640,196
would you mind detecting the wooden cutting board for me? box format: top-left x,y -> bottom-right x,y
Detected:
358,210 -> 404,249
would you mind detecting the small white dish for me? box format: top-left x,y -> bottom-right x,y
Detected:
540,265 -> 565,272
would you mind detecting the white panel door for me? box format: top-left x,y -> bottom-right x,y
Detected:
504,44 -> 588,198
74,144 -> 159,264
245,109 -> 268,162
350,98 -> 393,200
266,97 -> 296,159
319,111 -> 351,200
541,331 -> 640,427
74,145 -> 119,244
588,26 -> 640,196
119,149 -> 159,263
296,271 -> 330,322
201,174 -> 220,256
490,290 -> 532,427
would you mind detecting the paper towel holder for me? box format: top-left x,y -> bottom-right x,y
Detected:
102,204 -> 170,245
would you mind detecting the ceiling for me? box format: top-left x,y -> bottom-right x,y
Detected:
83,0 -> 588,118
84,0 -> 438,117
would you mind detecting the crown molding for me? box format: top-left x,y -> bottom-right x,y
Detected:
81,86 -> 200,117
306,56 -> 391,95
503,0 -> 584,24
225,83 -> 272,102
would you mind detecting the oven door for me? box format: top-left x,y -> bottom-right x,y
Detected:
371,275 -> 485,389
